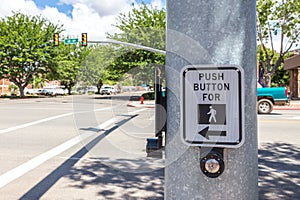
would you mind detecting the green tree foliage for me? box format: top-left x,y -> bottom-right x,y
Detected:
256,0 -> 300,87
49,42 -> 91,94
257,45 -> 290,87
108,2 -> 165,50
0,12 -> 63,97
77,44 -> 117,93
271,65 -> 290,87
107,2 -> 166,85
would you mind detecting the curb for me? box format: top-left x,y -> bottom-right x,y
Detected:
127,102 -> 300,110
273,106 -> 300,110
273,101 -> 300,110
127,102 -> 155,108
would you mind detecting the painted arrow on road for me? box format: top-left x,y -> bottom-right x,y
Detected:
198,126 -> 226,140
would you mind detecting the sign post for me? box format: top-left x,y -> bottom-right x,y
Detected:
64,38 -> 79,45
165,0 -> 258,199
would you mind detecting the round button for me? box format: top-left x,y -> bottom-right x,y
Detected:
204,158 -> 220,173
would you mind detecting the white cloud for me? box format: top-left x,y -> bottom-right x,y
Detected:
0,0 -> 166,42
60,3 -> 121,41
0,0 -> 132,41
0,0 -> 40,17
60,0 -> 135,16
150,0 -> 165,9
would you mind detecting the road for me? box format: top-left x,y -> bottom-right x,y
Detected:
0,95 -> 163,200
0,96 -> 299,199
258,110 -> 300,199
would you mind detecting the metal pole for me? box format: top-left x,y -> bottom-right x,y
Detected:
89,40 -> 166,55
155,67 -> 163,148
165,0 -> 258,199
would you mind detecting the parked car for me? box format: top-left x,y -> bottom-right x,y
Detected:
36,88 -> 67,96
257,84 -> 289,114
86,86 -> 98,93
36,89 -> 51,96
25,88 -> 39,95
100,86 -> 116,95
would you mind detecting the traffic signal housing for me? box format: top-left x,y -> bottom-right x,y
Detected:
53,33 -> 59,46
82,33 -> 87,46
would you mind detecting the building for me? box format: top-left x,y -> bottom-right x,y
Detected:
284,54 -> 300,99
0,78 -> 62,96
0,78 -> 10,95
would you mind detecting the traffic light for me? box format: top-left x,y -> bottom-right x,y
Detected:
53,33 -> 59,46
82,33 -> 87,46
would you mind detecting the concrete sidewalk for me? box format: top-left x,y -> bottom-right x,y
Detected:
127,99 -> 300,110
274,99 -> 300,110
127,100 -> 155,108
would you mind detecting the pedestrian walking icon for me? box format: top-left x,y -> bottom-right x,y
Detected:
198,104 -> 226,125
207,106 -> 217,123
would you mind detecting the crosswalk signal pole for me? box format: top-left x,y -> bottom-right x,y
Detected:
165,0 -> 258,199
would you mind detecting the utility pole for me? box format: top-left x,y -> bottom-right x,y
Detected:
165,0 -> 258,199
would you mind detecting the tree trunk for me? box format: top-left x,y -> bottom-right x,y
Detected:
19,86 -> 25,98
67,86 -> 72,95
265,74 -> 272,88
97,79 -> 103,94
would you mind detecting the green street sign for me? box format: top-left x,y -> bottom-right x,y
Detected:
64,38 -> 79,44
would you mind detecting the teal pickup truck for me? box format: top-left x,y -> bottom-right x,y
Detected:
257,85 -> 289,114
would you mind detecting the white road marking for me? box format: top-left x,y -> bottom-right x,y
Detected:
0,113 -> 73,135
0,108 -> 148,189
0,107 -> 114,135
0,133 -> 91,189
96,108 -> 148,130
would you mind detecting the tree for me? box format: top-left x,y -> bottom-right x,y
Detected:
0,12 -> 63,97
256,0 -> 300,87
77,44 -> 117,93
271,64 -> 290,87
107,2 -> 166,85
257,45 -> 291,87
49,42 -> 91,95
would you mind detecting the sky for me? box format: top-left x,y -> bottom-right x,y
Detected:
0,0 -> 165,41
0,0 -> 297,52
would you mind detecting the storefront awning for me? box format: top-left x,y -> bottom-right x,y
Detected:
284,54 -> 300,70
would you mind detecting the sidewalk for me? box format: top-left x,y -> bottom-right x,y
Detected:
127,100 -> 155,108
273,99 -> 300,110
127,99 -> 300,110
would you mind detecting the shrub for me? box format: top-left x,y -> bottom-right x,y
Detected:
142,92 -> 155,100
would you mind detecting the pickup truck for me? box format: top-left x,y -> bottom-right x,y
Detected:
100,86 -> 116,95
257,86 -> 289,114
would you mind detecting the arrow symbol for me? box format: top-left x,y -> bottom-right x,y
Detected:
198,126 -> 226,140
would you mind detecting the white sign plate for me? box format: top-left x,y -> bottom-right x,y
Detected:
181,65 -> 244,148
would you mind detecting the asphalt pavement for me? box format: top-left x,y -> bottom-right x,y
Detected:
0,96 -> 164,199
0,95 -> 299,199
127,98 -> 300,200
128,99 -> 300,110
